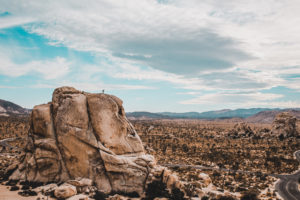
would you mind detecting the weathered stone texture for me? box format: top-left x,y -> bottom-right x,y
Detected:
9,86 -> 181,196
271,112 -> 297,138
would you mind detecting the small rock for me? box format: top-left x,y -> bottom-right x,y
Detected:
79,178 -> 92,186
67,194 -> 89,200
107,194 -> 128,200
68,178 -> 93,187
34,183 -> 57,194
54,183 -> 77,199
198,173 -> 211,187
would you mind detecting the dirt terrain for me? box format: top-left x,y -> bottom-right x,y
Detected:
132,119 -> 300,199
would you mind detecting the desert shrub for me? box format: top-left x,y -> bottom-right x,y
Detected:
217,196 -> 236,200
171,187 -> 185,200
145,180 -> 170,200
10,185 -> 19,191
93,191 -> 108,200
279,134 -> 285,141
240,191 -> 259,200
201,196 -> 209,200
18,190 -> 37,196
183,183 -> 196,198
111,191 -> 139,198
182,143 -> 189,153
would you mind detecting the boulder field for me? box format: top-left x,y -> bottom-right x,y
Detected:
8,86 -> 182,198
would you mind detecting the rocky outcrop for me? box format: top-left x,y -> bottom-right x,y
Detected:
8,86 -> 183,198
271,112 -> 297,138
228,122 -> 254,138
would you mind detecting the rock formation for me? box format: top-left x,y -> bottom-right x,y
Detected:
8,87 -> 182,197
271,112 -> 297,138
228,122 -> 254,138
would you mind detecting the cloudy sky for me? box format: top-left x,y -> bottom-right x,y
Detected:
1,0 -> 300,112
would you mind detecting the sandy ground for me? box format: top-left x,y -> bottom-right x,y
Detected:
0,184 -> 53,200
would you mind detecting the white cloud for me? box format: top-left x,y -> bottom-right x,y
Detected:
0,85 -> 19,89
180,92 -> 300,109
0,15 -> 34,29
0,0 -> 296,85
1,0 -> 252,74
1,0 -> 300,109
32,82 -> 155,91
251,101 -> 300,108
0,54 -> 70,79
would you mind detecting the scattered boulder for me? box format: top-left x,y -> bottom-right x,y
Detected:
107,194 -> 130,200
197,173 -> 211,187
66,193 -> 89,200
54,183 -> 77,199
34,183 -> 58,194
271,112 -> 297,138
229,123 -> 254,138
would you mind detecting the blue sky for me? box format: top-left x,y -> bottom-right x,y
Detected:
1,0 -> 300,112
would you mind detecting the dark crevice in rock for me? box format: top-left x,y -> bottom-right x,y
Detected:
50,103 -> 71,180
143,162 -> 151,191
29,132 -> 39,182
86,98 -> 113,190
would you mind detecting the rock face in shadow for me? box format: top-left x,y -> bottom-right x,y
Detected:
271,112 -> 297,138
9,87 -> 168,195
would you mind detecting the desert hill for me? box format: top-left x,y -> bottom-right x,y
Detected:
246,109 -> 300,123
0,99 -> 30,117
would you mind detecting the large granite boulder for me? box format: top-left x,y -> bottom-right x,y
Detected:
271,112 -> 297,138
8,87 -> 181,197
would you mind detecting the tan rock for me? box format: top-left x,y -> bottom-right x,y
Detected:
107,194 -> 129,200
31,104 -> 55,139
87,93 -> 144,155
101,151 -> 153,194
229,122 -> 253,137
54,183 -> 77,199
197,173 -> 211,187
271,112 -> 297,138
67,178 -> 93,187
34,183 -> 58,194
8,86 -> 183,197
66,194 -> 89,200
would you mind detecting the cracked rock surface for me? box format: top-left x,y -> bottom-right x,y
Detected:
9,86 -> 156,195
271,112 -> 298,138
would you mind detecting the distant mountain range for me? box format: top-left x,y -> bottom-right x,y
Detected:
126,108 -> 279,119
1,99 -> 300,123
127,108 -> 300,123
0,99 -> 31,117
246,109 -> 300,123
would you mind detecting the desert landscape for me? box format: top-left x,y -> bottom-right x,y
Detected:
0,88 -> 299,199
2,1 -> 300,199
